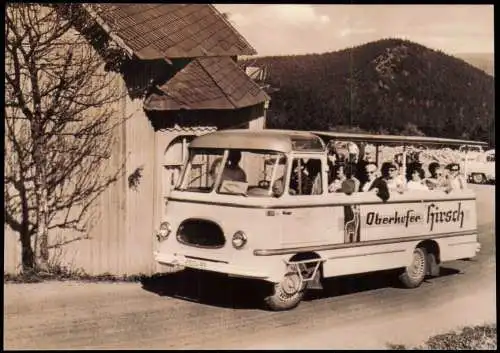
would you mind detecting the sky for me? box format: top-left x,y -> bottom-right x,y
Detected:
214,4 -> 494,57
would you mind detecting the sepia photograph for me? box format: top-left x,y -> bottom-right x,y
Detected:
4,3 -> 495,350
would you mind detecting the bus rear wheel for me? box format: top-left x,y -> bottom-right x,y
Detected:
399,247 -> 428,288
264,271 -> 306,311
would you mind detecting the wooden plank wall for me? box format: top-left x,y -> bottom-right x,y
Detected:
4,76 -> 157,276
4,103 -> 267,276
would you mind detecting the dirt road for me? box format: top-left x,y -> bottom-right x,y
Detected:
4,185 -> 496,350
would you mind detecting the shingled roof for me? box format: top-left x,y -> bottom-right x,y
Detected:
91,4 -> 256,59
144,56 -> 269,111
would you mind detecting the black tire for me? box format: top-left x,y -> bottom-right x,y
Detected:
264,272 -> 306,311
472,173 -> 486,184
426,252 -> 440,277
399,247 -> 428,288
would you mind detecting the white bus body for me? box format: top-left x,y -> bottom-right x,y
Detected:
154,130 -> 484,311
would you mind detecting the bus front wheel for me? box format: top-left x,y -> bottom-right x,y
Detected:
264,271 -> 306,311
399,247 -> 428,288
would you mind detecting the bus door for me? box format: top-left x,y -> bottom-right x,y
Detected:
278,155 -> 343,246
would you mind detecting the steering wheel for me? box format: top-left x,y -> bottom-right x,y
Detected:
258,180 -> 270,188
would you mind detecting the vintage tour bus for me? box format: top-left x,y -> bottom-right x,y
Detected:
154,129 -> 486,310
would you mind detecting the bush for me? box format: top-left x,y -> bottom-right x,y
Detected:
387,324 -> 497,350
422,324 -> 497,350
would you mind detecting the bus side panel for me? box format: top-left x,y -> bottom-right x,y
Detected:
437,233 -> 480,262
321,242 -> 412,277
359,199 -> 477,242
322,198 -> 478,278
279,203 -> 344,247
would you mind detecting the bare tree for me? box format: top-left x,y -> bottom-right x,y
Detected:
5,4 -> 127,272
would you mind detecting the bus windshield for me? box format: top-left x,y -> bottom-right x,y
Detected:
178,148 -> 287,197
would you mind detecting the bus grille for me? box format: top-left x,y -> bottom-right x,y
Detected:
176,219 -> 225,248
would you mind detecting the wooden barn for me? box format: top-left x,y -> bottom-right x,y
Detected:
4,4 -> 270,275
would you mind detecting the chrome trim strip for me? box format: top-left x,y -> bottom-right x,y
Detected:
328,249 -> 405,260
168,197 -> 476,209
253,230 -> 477,256
183,255 -> 229,264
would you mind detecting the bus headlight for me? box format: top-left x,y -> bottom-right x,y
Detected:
156,222 -> 171,242
232,231 -> 247,249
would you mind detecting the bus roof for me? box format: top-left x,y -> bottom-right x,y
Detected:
311,131 -> 488,147
189,129 -> 325,153
189,129 -> 487,153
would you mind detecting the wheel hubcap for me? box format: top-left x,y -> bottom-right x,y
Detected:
281,273 -> 302,295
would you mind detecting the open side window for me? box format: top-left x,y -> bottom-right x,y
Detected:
288,158 -> 323,196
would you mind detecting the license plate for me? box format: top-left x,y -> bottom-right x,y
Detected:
185,258 -> 207,270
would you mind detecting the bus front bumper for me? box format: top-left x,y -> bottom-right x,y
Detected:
154,251 -> 272,280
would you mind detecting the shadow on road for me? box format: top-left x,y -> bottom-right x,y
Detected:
306,266 -> 461,301
141,266 -> 462,310
141,269 -> 265,310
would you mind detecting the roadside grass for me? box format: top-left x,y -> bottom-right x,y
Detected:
3,263 -> 157,284
387,323 -> 497,350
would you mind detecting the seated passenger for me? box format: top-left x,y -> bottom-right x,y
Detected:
328,163 -> 360,193
356,150 -> 376,186
406,166 -> 429,190
405,151 -> 423,181
306,159 -> 322,195
347,142 -> 359,163
424,162 -> 447,190
444,163 -> 467,192
361,162 -> 390,202
394,153 -> 404,169
221,150 -> 247,183
345,163 -> 360,193
327,143 -> 339,168
328,164 -> 346,192
381,162 -> 406,194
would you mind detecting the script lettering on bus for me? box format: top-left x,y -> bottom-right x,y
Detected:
427,202 -> 464,231
365,202 -> 465,232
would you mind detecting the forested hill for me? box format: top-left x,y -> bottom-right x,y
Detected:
242,39 -> 495,147
457,53 -> 494,77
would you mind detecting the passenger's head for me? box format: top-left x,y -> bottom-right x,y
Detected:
381,162 -> 398,179
446,163 -> 460,177
364,152 -> 375,163
394,153 -> 404,166
227,150 -> 242,166
411,167 -> 425,181
306,159 -> 322,176
428,162 -> 441,178
334,164 -> 346,179
365,163 -> 378,181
